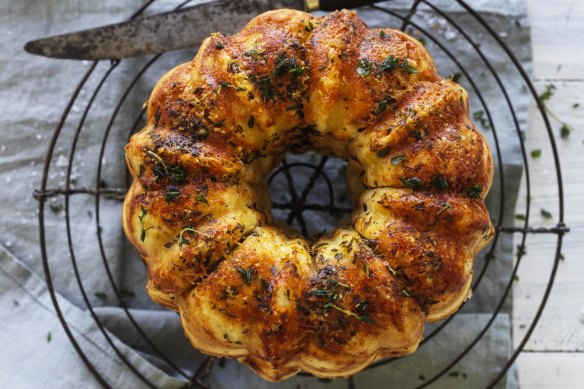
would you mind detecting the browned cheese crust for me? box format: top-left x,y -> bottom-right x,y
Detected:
122,9 -> 494,381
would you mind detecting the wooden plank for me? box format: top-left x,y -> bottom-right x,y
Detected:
527,0 -> 584,80
516,353 -> 584,388
512,5 -> 584,386
512,79 -> 584,354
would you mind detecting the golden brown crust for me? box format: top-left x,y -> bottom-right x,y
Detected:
123,9 -> 494,381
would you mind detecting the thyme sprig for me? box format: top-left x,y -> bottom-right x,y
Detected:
357,55 -> 419,78
178,227 -> 213,248
236,266 -> 256,284
539,83 -> 574,139
311,280 -> 375,323
138,205 -> 154,242
147,150 -> 186,183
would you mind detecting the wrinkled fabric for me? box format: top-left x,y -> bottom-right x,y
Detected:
0,0 -> 529,387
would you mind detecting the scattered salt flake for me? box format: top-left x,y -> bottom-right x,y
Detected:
101,157 -> 107,165
444,30 -> 456,40
0,145 -> 6,152
82,60 -> 89,66
499,31 -> 508,38
56,155 -> 69,168
36,134 -> 43,140
6,176 -> 12,184
5,241 -> 12,248
579,308 -> 584,324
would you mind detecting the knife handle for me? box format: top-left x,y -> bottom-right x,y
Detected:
308,0 -> 382,12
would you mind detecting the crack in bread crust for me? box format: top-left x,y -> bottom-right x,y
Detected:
122,9 -> 494,382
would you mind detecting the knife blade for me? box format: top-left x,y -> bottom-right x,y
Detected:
24,0 -> 305,60
24,0 -> 383,60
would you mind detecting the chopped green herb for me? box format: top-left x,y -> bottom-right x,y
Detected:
473,110 -> 492,129
165,189 -> 180,203
573,103 -> 580,109
138,205 -> 151,242
401,177 -> 422,190
560,124 -> 571,139
49,203 -> 63,213
516,244 -> 527,257
219,81 -> 246,92
363,263 -> 369,278
401,289 -> 410,297
236,266 -> 256,284
47,332 -> 52,343
385,262 -> 397,276
539,84 -> 556,101
380,30 -> 386,38
215,42 -> 224,49
167,165 -> 186,183
436,203 -> 451,216
531,149 -> 542,159
311,288 -> 330,297
304,20 -> 314,32
244,49 -> 263,60
148,150 -> 186,183
312,281 -> 374,323
391,154 -> 405,165
258,76 -> 274,101
286,102 -> 302,111
329,303 -> 375,323
515,214 -> 526,221
329,280 -> 351,290
275,56 -> 303,79
450,72 -> 462,83
540,209 -> 552,219
376,148 -> 390,158
248,115 -> 254,128
400,58 -> 419,74
355,302 -> 370,315
373,96 -> 395,115
432,174 -> 449,190
94,292 -> 107,301
379,55 -> 399,72
467,184 -> 483,199
356,58 -> 375,77
196,194 -> 208,204
559,253 -> 565,261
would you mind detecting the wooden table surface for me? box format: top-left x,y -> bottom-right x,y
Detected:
514,1 -> 583,387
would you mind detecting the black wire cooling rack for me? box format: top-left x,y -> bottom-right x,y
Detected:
33,0 -> 570,388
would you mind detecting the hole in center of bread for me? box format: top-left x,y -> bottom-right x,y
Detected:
268,152 -> 352,239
